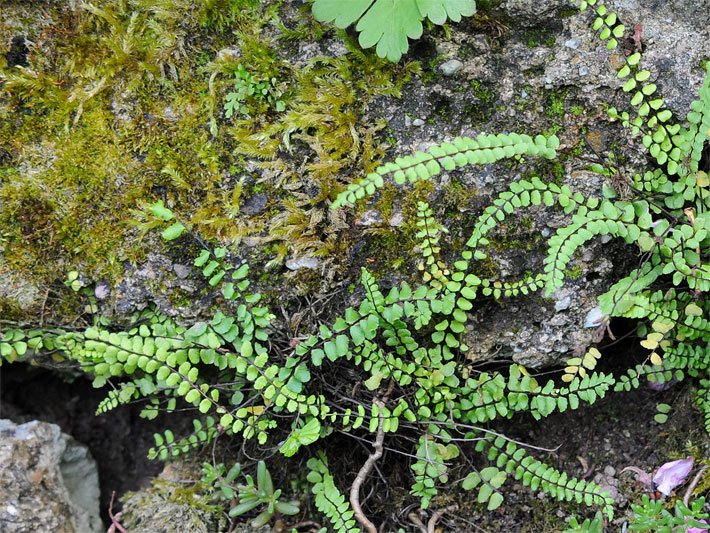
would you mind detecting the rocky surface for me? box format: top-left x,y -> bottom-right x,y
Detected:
0,419 -> 102,533
1,3 -> 708,367
352,0 -> 709,367
117,462 -> 230,533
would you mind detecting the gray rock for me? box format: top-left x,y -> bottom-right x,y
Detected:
389,210 -> 405,227
504,0 -> 567,23
161,105 -> 178,122
554,293 -> 572,312
439,59 -> 464,76
285,256 -> 321,271
7,0 -> 707,372
0,419 -> 101,533
215,47 -> 240,63
361,0 -> 710,368
584,306 -> 605,328
0,262 -> 41,314
119,462 -> 230,533
356,210 -> 383,226
241,193 -> 268,216
94,282 -> 110,300
173,263 -> 191,279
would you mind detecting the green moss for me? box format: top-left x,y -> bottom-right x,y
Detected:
488,217 -> 542,254
0,0 -> 421,304
0,299 -> 31,323
466,79 -> 498,122
522,27 -> 557,49
566,265 -> 584,279
470,79 -> 497,104
421,55 -> 447,84
475,0 -> 504,12
546,89 -> 569,119
558,5 -> 580,18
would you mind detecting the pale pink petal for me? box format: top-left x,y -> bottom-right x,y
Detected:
652,456 -> 694,496
687,518 -> 708,533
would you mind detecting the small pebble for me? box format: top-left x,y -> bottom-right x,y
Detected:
584,306 -> 605,328
554,295 -> 572,312
356,210 -> 383,226
241,193 -> 268,216
389,211 -> 404,227
439,59 -> 463,76
285,256 -> 320,271
173,264 -> 191,279
412,118 -> 425,127
94,283 -> 110,300
604,465 -> 616,477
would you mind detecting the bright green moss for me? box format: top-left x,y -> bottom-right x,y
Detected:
546,89 -> 569,119
523,27 -> 557,48
465,79 -> 498,122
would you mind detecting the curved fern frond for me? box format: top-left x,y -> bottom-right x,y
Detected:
332,133 -> 559,208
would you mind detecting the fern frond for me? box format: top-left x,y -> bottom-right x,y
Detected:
474,435 -> 615,517
307,453 -> 359,532
332,133 -> 559,208
148,417 -> 219,460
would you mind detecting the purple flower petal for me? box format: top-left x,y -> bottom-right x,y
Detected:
652,456 -> 694,496
687,519 -> 708,533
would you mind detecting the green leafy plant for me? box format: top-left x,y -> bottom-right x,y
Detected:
311,0 -> 477,61
223,64 -> 286,118
201,460 -> 299,527
565,496 -> 709,533
626,495 -> 708,532
307,453 -> 359,532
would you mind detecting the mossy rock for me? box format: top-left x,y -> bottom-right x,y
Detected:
119,462 -> 228,533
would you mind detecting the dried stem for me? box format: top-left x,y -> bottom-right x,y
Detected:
408,512 -> 428,533
427,504 -> 458,533
683,465 -> 709,507
107,491 -> 127,533
349,381 -> 394,533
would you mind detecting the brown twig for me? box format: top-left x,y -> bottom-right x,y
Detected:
38,288 -> 49,327
576,455 -> 594,480
107,491 -> 127,533
427,504 -> 458,533
683,465 -> 709,507
349,381 -> 394,533
288,520 -> 322,532
408,512 -> 428,533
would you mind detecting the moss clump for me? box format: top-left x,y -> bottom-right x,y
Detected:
0,0 -> 419,310
120,478 -> 227,533
522,27 -> 557,48
465,79 -> 498,122
546,89 -> 569,119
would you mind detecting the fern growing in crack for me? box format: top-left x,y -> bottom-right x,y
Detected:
1,1 -> 709,531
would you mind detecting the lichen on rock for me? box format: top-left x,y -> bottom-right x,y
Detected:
0,419 -> 102,533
